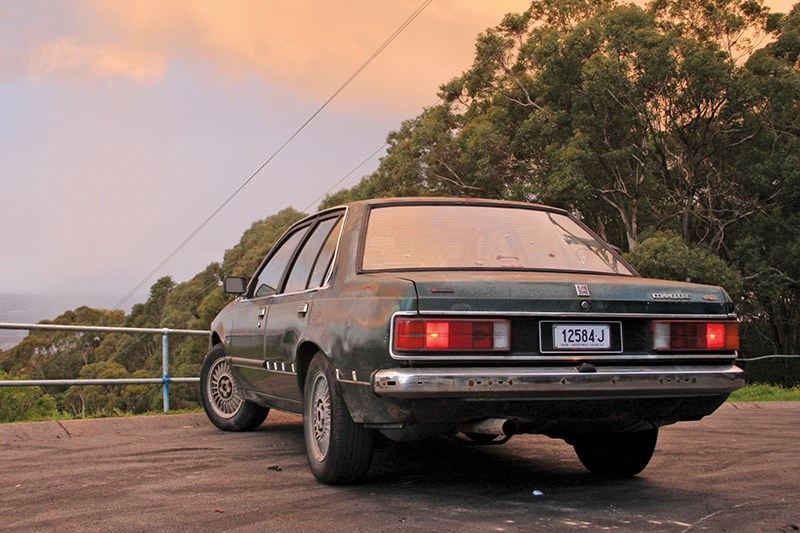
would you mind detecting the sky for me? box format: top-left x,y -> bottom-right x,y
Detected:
0,0 -> 527,302
0,0 -> 794,308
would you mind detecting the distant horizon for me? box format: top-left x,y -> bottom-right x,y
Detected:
0,292 -> 140,350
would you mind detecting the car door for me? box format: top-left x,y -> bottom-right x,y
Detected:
263,214 -> 343,402
227,225 -> 309,395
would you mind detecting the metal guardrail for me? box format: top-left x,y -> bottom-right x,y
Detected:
0,322 -> 209,413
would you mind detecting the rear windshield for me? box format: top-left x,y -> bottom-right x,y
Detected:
362,204 -> 633,275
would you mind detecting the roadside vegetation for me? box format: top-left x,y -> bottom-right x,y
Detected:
728,384 -> 800,402
2,0 -> 799,422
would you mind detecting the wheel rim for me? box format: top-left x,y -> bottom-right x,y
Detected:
206,358 -> 243,419
308,372 -> 332,462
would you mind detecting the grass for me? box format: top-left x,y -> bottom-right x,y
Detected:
728,383 -> 800,402
1,407 -> 204,424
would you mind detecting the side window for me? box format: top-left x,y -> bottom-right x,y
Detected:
284,216 -> 340,293
253,227 -> 308,298
308,217 -> 343,289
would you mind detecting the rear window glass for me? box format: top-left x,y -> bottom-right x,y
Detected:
362,205 -> 632,275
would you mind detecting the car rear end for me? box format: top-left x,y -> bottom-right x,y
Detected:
356,200 -> 743,440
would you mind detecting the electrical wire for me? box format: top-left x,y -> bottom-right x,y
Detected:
737,355 -> 800,362
302,143 -> 388,212
113,0 -> 434,311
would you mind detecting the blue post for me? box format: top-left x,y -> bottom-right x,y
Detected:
162,330 -> 170,413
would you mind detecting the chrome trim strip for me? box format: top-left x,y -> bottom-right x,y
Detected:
249,206 -> 349,299
392,310 -> 735,320
335,368 -> 370,386
388,353 -> 737,362
372,365 -> 744,399
336,378 -> 371,387
228,357 -> 263,369
228,357 -> 297,375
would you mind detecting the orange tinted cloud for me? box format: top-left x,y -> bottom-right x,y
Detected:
29,36 -> 165,82
18,0 -> 795,106
20,0 -> 526,108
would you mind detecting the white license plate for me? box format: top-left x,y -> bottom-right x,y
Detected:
553,324 -> 611,350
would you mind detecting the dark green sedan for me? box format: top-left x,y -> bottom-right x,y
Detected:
200,198 -> 743,484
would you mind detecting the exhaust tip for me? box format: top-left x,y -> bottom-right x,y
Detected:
460,418 -> 518,436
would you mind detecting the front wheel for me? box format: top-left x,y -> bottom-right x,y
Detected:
303,353 -> 373,484
200,344 -> 269,431
572,428 -> 658,478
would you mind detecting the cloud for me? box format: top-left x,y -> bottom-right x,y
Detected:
28,36 -> 165,82
6,0 -> 798,98
8,0 -> 527,108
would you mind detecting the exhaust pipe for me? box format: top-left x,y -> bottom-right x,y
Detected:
460,418 -> 518,436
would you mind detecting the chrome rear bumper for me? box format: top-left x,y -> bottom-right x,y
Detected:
372,364 -> 744,399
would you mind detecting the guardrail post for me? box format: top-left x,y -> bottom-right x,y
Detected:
162,329 -> 170,413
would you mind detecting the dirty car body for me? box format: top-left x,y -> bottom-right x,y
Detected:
201,198 -> 744,483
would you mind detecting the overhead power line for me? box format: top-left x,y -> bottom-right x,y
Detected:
302,143 -> 388,212
113,0 -> 434,311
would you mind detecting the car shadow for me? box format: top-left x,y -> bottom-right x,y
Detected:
249,417 -> 706,518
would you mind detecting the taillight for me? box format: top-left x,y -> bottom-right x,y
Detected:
394,318 -> 511,351
652,321 -> 739,351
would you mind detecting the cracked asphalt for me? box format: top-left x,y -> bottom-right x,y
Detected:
1,402 -> 798,532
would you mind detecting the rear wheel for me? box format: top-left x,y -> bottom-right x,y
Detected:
572,429 -> 658,478
303,353 -> 373,484
200,344 -> 269,431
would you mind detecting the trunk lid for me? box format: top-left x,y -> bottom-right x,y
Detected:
389,271 -> 733,316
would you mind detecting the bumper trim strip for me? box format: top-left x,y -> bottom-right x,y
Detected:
372,365 -> 744,399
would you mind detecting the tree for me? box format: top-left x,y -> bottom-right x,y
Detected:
63,361 -> 129,417
625,230 -> 743,298
0,307 -> 125,379
0,370 -> 58,422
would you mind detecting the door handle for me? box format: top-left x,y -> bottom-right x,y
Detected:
257,306 -> 267,319
297,303 -> 309,316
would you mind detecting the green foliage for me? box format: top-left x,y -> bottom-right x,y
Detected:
222,207 -> 307,277
0,205 -> 310,421
0,371 -> 58,422
62,361 -> 130,417
728,383 -> 800,402
625,231 -> 743,299
0,307 -> 126,378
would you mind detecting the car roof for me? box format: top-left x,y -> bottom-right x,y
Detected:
317,197 -> 569,217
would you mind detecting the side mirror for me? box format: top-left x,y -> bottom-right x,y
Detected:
223,277 -> 247,295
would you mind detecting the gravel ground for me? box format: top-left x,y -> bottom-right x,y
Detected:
1,402 -> 798,532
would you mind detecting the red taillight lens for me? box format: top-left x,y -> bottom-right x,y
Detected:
394,318 -> 511,352
652,321 -> 738,351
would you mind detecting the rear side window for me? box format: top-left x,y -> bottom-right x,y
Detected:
308,217 -> 343,289
284,216 -> 340,293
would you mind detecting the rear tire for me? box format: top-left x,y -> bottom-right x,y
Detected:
303,353 -> 373,484
200,344 -> 269,431
572,429 -> 658,478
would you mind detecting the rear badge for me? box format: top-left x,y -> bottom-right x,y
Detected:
652,293 -> 690,300
575,284 -> 590,297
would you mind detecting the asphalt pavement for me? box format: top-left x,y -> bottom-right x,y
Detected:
1,402 -> 798,532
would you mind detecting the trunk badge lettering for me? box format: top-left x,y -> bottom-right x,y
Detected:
653,293 -> 690,300
575,284 -> 590,297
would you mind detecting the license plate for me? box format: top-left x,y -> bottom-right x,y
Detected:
553,324 -> 611,350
